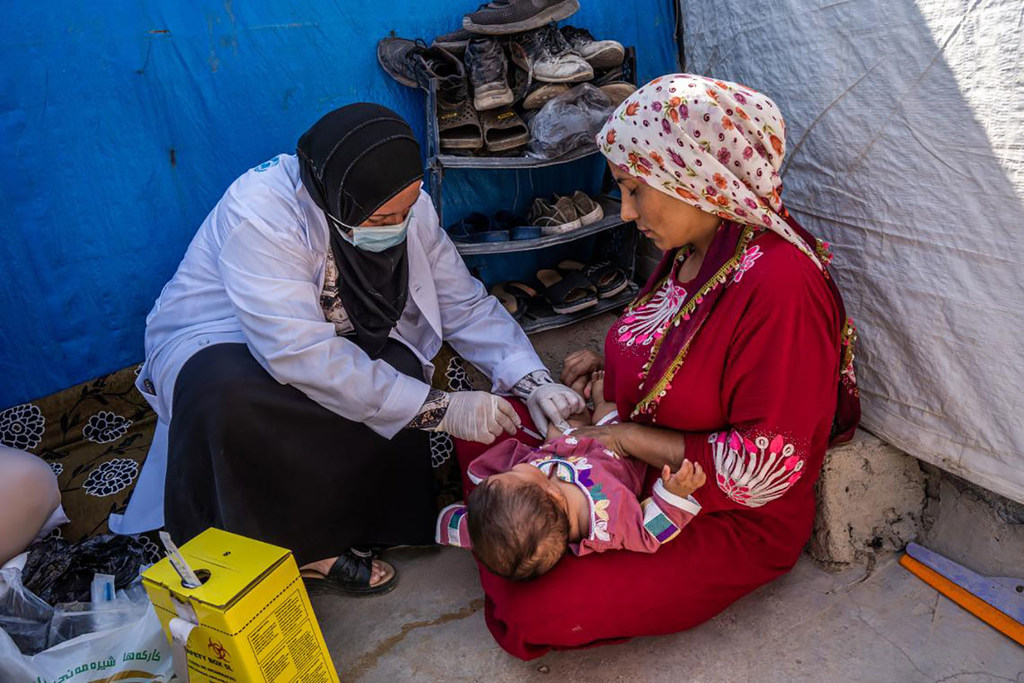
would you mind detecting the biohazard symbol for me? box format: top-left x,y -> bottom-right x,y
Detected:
208,637 -> 230,662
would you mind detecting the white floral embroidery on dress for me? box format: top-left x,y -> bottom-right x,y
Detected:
616,279 -> 687,347
731,244 -> 763,284
709,431 -> 804,507
0,403 -> 45,451
83,411 -> 133,444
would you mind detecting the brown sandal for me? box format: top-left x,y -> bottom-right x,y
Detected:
480,107 -> 530,153
491,283 -> 528,321
438,99 -> 483,151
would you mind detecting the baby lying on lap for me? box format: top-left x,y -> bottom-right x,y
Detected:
437,372 -> 706,580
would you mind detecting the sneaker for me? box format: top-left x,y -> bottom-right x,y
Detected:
528,196 -> 581,235
463,0 -> 580,35
432,28 -> 475,55
378,38 -> 469,105
413,46 -> 469,105
377,37 -> 425,88
448,213 -> 509,242
593,66 -> 636,107
509,64 -> 531,103
522,81 -> 568,110
510,26 -> 593,83
560,26 -> 624,69
563,190 -> 603,225
494,210 -> 542,240
465,38 -> 514,111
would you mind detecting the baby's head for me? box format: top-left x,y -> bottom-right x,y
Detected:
466,467 -> 569,581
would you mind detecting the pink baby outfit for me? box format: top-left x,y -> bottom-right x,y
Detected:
437,420 -> 700,555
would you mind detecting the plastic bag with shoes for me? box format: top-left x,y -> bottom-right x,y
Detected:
527,84 -> 614,159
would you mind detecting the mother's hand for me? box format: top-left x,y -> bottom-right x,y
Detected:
561,350 -> 604,397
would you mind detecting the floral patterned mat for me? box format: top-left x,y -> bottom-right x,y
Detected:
1,348 -> 470,543
1,365 -> 156,542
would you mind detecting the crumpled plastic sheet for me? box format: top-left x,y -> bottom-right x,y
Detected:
22,535 -> 149,606
528,84 -> 614,159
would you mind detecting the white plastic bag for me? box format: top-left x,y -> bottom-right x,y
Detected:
0,565 -> 53,655
47,588 -> 149,649
527,84 -> 614,159
0,600 -> 173,682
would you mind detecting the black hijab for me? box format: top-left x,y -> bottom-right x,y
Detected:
296,104 -> 424,358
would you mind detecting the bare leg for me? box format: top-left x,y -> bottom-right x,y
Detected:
0,446 -> 61,566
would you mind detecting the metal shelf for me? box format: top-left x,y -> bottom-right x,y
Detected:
418,45 -> 640,339
521,283 -> 638,335
454,196 -> 627,255
431,143 -> 600,170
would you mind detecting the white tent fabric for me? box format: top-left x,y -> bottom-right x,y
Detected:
680,0 -> 1024,503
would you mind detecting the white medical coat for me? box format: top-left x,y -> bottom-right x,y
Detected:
113,153 -> 545,533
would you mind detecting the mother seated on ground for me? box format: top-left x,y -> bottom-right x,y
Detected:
455,73 -> 861,659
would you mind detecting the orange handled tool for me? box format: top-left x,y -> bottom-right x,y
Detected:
900,544 -> 1024,646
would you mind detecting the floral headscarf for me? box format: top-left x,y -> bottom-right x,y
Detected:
596,73 -> 859,445
597,73 -> 821,269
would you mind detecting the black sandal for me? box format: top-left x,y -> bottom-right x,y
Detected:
301,549 -> 397,597
558,260 -> 629,299
537,268 -> 598,314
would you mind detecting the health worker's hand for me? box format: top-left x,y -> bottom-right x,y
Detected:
436,391 -> 520,445
527,383 -> 586,435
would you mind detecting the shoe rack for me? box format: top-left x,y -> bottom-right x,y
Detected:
423,48 -> 641,335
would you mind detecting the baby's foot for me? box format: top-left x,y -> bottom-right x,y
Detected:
590,371 -> 606,405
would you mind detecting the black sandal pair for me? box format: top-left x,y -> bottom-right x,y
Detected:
302,548 -> 397,598
504,261 -> 628,315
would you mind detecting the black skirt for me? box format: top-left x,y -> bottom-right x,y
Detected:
164,340 -> 436,565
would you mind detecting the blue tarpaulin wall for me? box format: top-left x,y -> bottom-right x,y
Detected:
0,1 -> 678,409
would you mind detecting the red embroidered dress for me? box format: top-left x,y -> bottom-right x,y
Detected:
456,229 -> 851,660
605,230 -> 841,518
456,72 -> 860,660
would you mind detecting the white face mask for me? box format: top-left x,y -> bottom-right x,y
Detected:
330,208 -> 414,253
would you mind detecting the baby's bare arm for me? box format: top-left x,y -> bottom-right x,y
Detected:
591,400 -> 617,425
546,409 -> 593,441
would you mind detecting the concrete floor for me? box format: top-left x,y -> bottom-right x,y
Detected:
312,547 -> 1024,682
310,312 -> 1024,681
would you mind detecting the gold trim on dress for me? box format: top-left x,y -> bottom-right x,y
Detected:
630,227 -> 757,419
